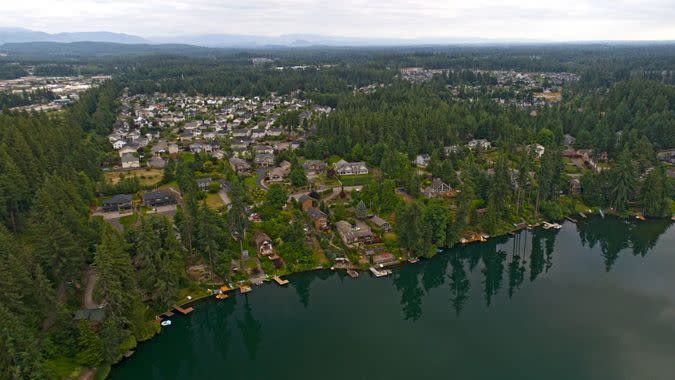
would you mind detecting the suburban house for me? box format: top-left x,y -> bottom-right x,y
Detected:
370,215 -> 391,231
112,140 -> 127,150
336,220 -> 375,246
254,153 -> 275,167
254,145 -> 274,155
298,194 -> 315,212
148,156 -> 166,169
196,177 -> 214,191
421,178 -> 453,198
415,154 -> 431,168
252,231 -> 274,256
229,157 -> 252,174
302,160 -> 327,174
267,161 -> 291,182
121,153 -> 140,169
102,194 -> 133,212
307,207 -> 329,230
143,190 -> 176,207
334,159 -> 368,176
444,145 -> 460,155
168,143 -> 180,155
526,144 -> 546,158
467,139 -> 492,150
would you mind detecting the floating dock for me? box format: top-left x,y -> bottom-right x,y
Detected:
173,305 -> 194,315
240,285 -> 252,294
272,276 -> 289,285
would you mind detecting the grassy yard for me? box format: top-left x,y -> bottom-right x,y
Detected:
104,168 -> 163,187
119,213 -> 140,229
204,192 -> 224,210
339,173 -> 374,186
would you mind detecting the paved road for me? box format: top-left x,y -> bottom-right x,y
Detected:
255,168 -> 269,191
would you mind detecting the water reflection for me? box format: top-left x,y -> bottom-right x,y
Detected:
393,264 -> 424,321
236,296 -> 262,360
448,255 -> 470,315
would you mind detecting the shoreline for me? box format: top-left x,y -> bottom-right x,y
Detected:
109,212 -> 672,376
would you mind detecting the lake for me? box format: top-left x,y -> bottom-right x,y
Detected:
111,217 -> 675,380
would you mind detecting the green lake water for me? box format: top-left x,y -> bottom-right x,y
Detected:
111,217 -> 675,380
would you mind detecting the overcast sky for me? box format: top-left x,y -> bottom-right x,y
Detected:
2,0 -> 674,41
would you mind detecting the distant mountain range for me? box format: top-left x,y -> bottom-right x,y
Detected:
1,28 -> 673,50
0,27 -> 546,48
0,28 -> 147,45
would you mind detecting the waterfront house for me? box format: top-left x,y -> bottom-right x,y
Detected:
372,252 -> 397,266
336,220 -> 375,246
370,215 -> 391,231
252,231 -> 274,256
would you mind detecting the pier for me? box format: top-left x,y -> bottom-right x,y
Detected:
173,305 -> 194,315
272,276 -> 289,285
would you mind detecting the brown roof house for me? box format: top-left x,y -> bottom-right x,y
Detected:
252,231 -> 274,256
307,207 -> 329,230
298,194 -> 315,212
336,220 -> 375,246
422,178 -> 453,198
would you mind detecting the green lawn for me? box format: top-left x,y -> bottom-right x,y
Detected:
339,174 -> 374,186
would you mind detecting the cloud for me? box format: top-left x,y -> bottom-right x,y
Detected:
1,0 -> 674,41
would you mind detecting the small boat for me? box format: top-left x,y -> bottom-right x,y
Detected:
346,269 -> 359,278
160,320 -> 172,327
480,233 -> 490,242
369,267 -> 392,277
543,222 -> 562,230
598,208 -> 605,219
215,293 -> 229,300
408,257 -> 420,264
635,214 -> 646,221
579,212 -> 587,219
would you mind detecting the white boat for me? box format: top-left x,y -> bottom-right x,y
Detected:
161,320 -> 172,327
369,267 -> 392,277
543,222 -> 562,230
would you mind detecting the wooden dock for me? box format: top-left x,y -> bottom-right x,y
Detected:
240,285 -> 252,294
215,293 -> 229,300
173,305 -> 194,315
566,216 -> 578,223
272,276 -> 289,285
346,269 -> 359,278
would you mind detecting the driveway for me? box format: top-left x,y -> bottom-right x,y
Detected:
255,168 -> 269,191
